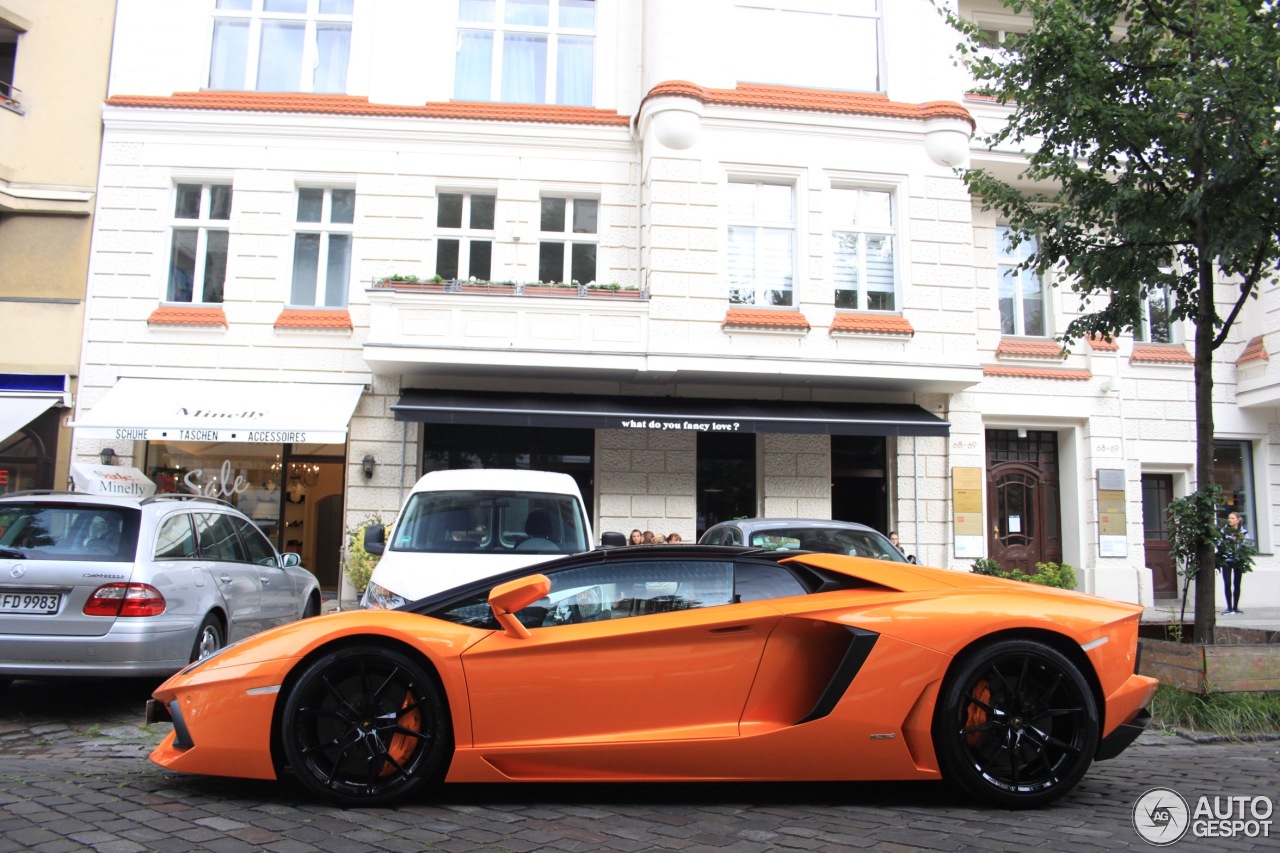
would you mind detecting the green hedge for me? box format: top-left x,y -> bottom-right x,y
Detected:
972,558 -> 1078,590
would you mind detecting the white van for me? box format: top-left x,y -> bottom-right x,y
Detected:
360,469 -> 594,609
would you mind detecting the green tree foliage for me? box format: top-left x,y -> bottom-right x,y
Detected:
936,0 -> 1280,643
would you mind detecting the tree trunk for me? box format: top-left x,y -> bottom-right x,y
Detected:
1192,246 -> 1217,645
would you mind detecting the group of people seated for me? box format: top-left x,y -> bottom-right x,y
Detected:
629,529 -> 683,545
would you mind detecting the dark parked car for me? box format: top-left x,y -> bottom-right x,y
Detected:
699,518 -> 912,562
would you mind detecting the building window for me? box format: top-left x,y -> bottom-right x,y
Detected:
538,197 -> 597,284
1135,284 -> 1178,343
728,180 -> 794,307
996,225 -> 1046,336
832,188 -> 896,311
168,184 -> 232,304
454,0 -> 596,106
1213,440 -> 1255,533
733,1 -> 881,93
0,22 -> 20,107
436,192 -> 495,281
209,0 -> 353,93
290,188 -> 354,307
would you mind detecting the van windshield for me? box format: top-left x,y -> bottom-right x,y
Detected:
390,489 -> 589,556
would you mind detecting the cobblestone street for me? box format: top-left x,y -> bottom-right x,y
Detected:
1,678 -> 1277,852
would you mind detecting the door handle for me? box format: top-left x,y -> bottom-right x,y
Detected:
218,574 -> 232,585
261,577 -> 271,586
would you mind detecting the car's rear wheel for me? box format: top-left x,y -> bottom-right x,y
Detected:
280,645 -> 451,806
302,595 -> 321,619
190,614 -> 224,663
933,638 -> 1098,808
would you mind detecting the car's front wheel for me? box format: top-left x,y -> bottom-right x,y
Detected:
280,645 -> 452,806
933,638 -> 1098,808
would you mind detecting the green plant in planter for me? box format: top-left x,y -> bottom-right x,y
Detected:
386,274 -> 419,283
970,558 -> 1077,590
344,513 -> 388,596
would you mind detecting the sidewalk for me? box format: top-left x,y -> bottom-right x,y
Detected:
1142,603 -> 1280,635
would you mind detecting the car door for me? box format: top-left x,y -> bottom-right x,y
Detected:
231,515 -> 296,625
193,512 -> 262,639
457,558 -> 782,748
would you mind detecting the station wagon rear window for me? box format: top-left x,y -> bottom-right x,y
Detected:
0,503 -> 141,562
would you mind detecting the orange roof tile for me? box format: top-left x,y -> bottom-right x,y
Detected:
1087,334 -> 1119,351
1131,343 -> 1194,365
274,309 -> 353,330
995,338 -> 1067,359
645,81 -> 974,128
147,306 -> 227,327
830,313 -> 914,337
106,92 -> 630,126
982,365 -> 1092,381
1236,335 -> 1269,366
722,308 -> 811,332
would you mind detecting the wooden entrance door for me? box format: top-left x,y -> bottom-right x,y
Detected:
1141,474 -> 1177,598
986,430 -> 1062,572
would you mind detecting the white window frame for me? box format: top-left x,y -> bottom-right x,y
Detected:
1135,282 -> 1181,344
289,187 -> 355,308
728,178 -> 797,308
453,0 -> 597,106
435,191 -> 497,282
208,0 -> 353,93
537,195 -> 599,285
995,225 -> 1048,337
830,186 -> 898,312
166,183 -> 233,305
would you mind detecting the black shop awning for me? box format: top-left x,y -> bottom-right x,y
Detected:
392,390 -> 949,437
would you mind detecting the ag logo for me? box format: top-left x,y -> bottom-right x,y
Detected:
1133,787 -> 1190,845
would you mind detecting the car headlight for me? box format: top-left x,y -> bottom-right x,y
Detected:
361,581 -> 407,610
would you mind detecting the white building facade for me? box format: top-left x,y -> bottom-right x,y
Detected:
72,0 -> 1278,607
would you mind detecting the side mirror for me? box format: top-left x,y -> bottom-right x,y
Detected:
488,574 -> 551,639
279,552 -> 302,569
600,531 -> 626,548
363,523 -> 386,556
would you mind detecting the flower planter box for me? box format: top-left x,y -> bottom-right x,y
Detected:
377,278 -> 446,292
1139,635 -> 1280,693
586,288 -> 643,298
523,286 -> 581,297
458,283 -> 516,295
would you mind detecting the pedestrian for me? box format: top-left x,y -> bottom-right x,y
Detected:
642,530 -> 654,544
1217,511 -> 1254,614
651,533 -> 667,544
630,529 -> 644,545
667,532 -> 682,543
888,530 -> 904,554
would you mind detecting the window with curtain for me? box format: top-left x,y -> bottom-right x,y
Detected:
728,180 -> 795,307
168,184 -> 233,304
454,0 -> 595,105
732,1 -> 881,92
290,187 -> 355,307
538,197 -> 598,284
1135,283 -> 1179,343
1213,440 -> 1255,534
996,225 -> 1046,336
436,192 -> 496,281
208,0 -> 353,93
832,187 -> 896,311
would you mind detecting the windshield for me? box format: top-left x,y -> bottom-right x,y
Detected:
0,502 -> 141,562
390,489 -> 589,556
749,526 -> 907,562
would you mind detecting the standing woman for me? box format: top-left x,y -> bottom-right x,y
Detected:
1217,511 -> 1254,615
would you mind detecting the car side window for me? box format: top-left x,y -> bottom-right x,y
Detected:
734,562 -> 807,603
195,512 -> 247,562
232,516 -> 278,567
155,514 -> 198,560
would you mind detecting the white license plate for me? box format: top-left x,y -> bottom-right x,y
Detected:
0,591 -> 63,614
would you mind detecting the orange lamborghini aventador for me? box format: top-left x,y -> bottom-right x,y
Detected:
146,544 -> 1157,809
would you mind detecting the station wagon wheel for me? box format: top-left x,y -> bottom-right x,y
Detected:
190,615 -> 224,663
280,646 -> 451,806
933,639 -> 1098,808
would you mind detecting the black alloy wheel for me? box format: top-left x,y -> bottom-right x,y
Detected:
280,645 -> 451,805
933,638 -> 1098,808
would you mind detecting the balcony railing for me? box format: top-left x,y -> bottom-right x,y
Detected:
1,80 -> 22,113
